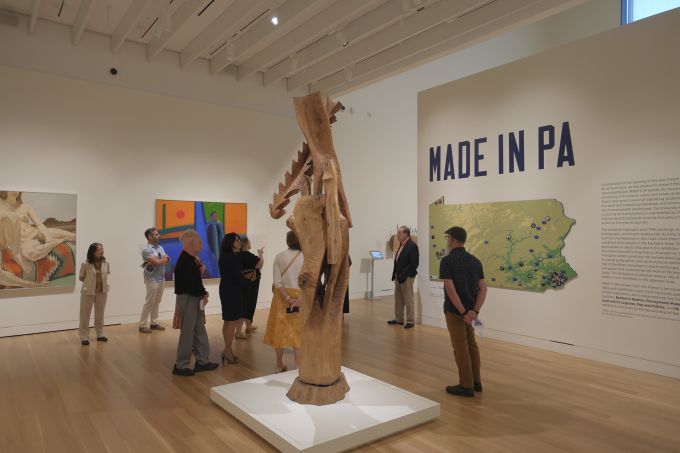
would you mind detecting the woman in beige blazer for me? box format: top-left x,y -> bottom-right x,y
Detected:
79,243 -> 110,345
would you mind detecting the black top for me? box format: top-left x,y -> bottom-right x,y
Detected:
174,250 -> 207,297
219,253 -> 250,302
439,247 -> 484,315
238,251 -> 261,282
392,239 -> 419,283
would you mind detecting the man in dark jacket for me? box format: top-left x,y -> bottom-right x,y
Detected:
388,226 -> 419,329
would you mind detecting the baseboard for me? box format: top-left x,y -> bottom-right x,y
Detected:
0,303 -> 280,337
422,314 -> 446,329
421,314 -> 679,379
483,329 -> 680,379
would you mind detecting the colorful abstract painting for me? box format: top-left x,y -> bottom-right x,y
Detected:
155,199 -> 247,280
0,190 -> 77,290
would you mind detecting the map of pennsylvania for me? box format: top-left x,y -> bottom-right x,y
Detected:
429,198 -> 576,292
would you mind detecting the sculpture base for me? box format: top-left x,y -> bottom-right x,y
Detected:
210,366 -> 440,452
286,372 -> 350,405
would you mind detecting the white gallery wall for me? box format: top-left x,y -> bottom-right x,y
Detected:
417,9 -> 680,377
0,65 -> 302,337
333,0 -> 620,301
0,0 -> 622,335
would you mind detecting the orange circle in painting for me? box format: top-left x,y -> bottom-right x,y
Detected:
176,210 -> 185,219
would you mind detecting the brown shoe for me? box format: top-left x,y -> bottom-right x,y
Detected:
245,325 -> 258,332
150,324 -> 166,331
139,326 -> 152,333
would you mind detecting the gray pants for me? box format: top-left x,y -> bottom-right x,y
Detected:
394,277 -> 415,324
174,294 -> 210,369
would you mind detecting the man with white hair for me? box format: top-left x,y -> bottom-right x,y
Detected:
172,230 -> 218,376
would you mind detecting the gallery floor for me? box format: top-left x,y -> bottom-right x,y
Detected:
1,297 -> 679,452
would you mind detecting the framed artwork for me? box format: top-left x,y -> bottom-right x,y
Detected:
155,199 -> 247,280
0,190 -> 77,290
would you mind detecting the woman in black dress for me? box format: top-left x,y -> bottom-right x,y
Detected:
235,237 -> 264,339
219,232 -> 254,363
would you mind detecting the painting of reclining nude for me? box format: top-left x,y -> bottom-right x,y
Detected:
155,199 -> 247,280
0,191 -> 77,290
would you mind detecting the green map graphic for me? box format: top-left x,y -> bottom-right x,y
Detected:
429,197 -> 576,292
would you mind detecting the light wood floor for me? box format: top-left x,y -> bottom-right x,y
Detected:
1,297 -> 679,452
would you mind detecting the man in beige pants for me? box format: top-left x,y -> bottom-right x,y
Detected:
140,228 -> 169,333
388,226 -> 419,329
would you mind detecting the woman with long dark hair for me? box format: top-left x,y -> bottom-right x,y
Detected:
78,243 -> 110,345
219,232 -> 255,363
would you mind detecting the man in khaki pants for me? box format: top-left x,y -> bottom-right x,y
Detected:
440,226 -> 487,397
388,226 -> 419,329
140,228 -> 170,333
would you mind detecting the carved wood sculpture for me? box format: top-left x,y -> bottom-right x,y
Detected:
269,92 -> 351,405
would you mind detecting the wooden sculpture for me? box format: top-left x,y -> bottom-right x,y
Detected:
269,92 -> 351,405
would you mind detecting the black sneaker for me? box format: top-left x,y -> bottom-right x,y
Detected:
172,366 -> 195,376
404,323 -> 415,329
194,361 -> 219,372
387,320 -> 404,325
81,339 -> 90,346
474,382 -> 483,392
96,336 -> 108,342
445,385 -> 474,397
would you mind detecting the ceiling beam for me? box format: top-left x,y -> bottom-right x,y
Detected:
324,0 -> 581,97
28,0 -> 41,35
287,0 -> 486,91
180,0 -> 272,68
314,0 -> 534,93
211,0 -> 331,75
111,0 -> 155,54
147,0 -> 204,61
236,0 -> 379,81
72,0 -> 97,45
234,0 -> 335,63
264,0 -> 406,86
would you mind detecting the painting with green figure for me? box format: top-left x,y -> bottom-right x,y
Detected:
429,197 -> 576,292
202,202 -> 224,223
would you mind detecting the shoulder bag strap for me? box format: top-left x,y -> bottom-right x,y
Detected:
281,251 -> 302,278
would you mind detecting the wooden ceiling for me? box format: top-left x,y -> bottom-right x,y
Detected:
0,0 -> 585,96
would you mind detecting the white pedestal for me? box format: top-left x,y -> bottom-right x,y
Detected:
210,366 -> 440,452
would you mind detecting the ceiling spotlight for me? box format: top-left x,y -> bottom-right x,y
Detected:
288,57 -> 298,75
401,0 -> 424,14
270,10 -> 279,25
161,8 -> 172,32
343,67 -> 353,82
335,31 -> 349,47
225,42 -> 234,61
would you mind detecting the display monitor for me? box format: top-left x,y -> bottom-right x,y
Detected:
369,250 -> 384,260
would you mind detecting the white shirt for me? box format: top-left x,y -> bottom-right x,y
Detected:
273,248 -> 303,289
